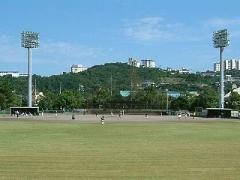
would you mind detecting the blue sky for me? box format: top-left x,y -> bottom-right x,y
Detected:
1,0 -> 240,75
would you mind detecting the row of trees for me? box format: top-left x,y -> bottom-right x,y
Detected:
0,81 -> 239,112
38,91 -> 84,110
36,86 -> 218,111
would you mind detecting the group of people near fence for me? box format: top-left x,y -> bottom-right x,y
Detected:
13,110 -> 33,117
177,112 -> 195,119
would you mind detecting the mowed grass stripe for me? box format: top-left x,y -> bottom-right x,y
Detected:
0,121 -> 240,179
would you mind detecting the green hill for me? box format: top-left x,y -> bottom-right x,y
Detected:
0,63 -> 221,110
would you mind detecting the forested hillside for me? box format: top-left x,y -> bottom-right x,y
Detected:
0,63 -> 218,94
1,63 -> 235,111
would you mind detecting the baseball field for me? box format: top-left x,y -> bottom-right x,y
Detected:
0,115 -> 240,179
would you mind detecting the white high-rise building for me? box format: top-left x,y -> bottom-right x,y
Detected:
141,59 -> 156,68
128,58 -> 141,67
231,59 -> 238,70
178,67 -> 190,74
225,60 -> 231,70
0,71 -> 20,77
71,64 -> 88,73
214,59 -> 240,72
214,63 -> 220,72
237,60 -> 240,70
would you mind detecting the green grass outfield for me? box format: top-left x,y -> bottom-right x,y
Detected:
0,120 -> 240,179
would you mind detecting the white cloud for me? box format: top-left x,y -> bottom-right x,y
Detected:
0,34 -> 108,75
0,35 -> 105,66
206,18 -> 240,27
41,41 -> 104,59
231,31 -> 240,38
124,17 -> 176,41
123,17 -> 201,42
203,17 -> 240,40
0,35 -> 25,63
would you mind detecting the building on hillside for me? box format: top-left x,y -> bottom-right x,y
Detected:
19,73 -> 28,77
142,80 -> 156,87
188,91 -> 199,96
71,64 -> 88,73
225,75 -> 233,82
214,59 -> 240,72
0,71 -> 20,77
166,67 -> 173,72
168,91 -> 181,98
225,60 -> 231,70
165,67 -> 178,74
178,67 -> 190,74
214,63 -> 221,72
198,70 -> 216,77
128,58 -> 141,67
141,59 -> 156,68
231,59 -> 238,69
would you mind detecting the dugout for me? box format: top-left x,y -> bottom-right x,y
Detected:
10,107 -> 39,116
206,108 -> 231,118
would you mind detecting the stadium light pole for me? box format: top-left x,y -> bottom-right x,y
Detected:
21,31 -> 39,107
213,29 -> 229,109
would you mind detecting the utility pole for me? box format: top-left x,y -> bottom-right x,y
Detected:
34,78 -> 37,104
110,74 -> 113,97
59,82 -> 62,94
166,89 -> 169,114
130,65 -> 134,109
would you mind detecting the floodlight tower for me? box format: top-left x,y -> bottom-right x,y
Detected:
21,31 -> 39,107
213,29 -> 229,109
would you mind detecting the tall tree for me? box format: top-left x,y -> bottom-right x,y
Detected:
0,82 -> 20,110
225,91 -> 240,110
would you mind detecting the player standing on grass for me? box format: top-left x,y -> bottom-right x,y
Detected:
101,116 -> 105,125
119,111 -> 122,119
178,113 -> 181,119
145,113 -> 148,118
16,110 -> 19,118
